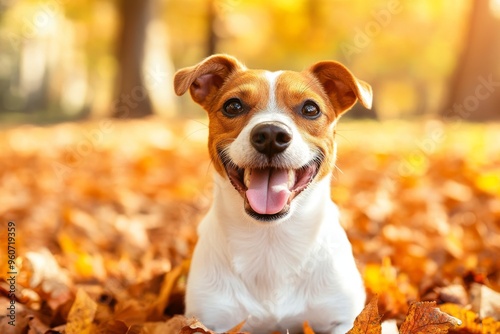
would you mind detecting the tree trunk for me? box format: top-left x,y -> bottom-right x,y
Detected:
441,0 -> 500,121
112,0 -> 153,118
206,0 -> 217,56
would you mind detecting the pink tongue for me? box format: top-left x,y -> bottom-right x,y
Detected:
246,168 -> 291,215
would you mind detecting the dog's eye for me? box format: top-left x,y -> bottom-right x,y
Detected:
301,101 -> 321,119
223,98 -> 245,117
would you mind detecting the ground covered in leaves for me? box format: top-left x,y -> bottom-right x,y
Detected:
0,118 -> 499,333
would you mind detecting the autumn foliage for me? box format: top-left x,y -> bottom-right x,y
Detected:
0,119 -> 499,333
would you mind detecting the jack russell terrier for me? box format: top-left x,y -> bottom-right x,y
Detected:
174,54 -> 372,334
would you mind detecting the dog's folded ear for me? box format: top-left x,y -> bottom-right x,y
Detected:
308,61 -> 373,116
174,54 -> 246,108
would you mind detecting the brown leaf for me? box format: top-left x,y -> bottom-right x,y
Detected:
150,260 -> 190,319
95,320 -> 129,334
65,289 -> 97,334
27,315 -> 50,334
179,317 -> 215,334
162,315 -> 191,334
347,296 -> 381,334
399,301 -> 461,334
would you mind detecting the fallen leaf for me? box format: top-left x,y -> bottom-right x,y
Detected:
347,296 -> 381,334
95,319 -> 129,334
470,283 -> 500,320
163,315 -> 191,334
303,320 -> 315,334
440,302 -> 500,333
436,284 -> 469,306
150,259 -> 190,319
179,317 -> 215,334
399,301 -> 461,334
65,289 -> 98,334
227,319 -> 247,333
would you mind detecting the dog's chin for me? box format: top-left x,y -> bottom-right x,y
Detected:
244,202 -> 291,223
220,153 -> 322,223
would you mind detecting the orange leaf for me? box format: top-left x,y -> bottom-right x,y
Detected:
347,296 -> 381,334
227,319 -> 247,333
482,317 -> 500,334
65,289 -> 98,334
303,320 -> 315,334
439,302 -> 500,333
399,301 -> 461,334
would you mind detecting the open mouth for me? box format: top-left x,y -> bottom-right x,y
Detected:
221,154 -> 322,221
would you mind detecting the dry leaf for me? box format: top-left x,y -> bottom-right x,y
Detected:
347,296 -> 381,334
227,319 -> 247,333
2,120 -> 500,333
303,320 -> 315,334
179,317 -> 215,334
95,320 -> 129,334
436,284 -> 469,306
439,302 -> 500,333
27,315 -> 50,334
399,301 -> 461,334
150,259 -> 190,319
470,283 -> 500,320
163,315 -> 191,334
65,289 -> 98,334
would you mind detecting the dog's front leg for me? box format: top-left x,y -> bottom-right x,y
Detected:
184,237 -> 248,331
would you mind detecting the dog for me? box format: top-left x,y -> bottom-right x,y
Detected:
173,54 -> 372,334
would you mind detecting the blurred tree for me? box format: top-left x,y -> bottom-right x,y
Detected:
112,0 -> 153,118
206,0 -> 217,56
442,0 -> 500,121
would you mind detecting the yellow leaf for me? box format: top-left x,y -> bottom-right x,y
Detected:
475,172 -> 500,195
66,289 -> 98,334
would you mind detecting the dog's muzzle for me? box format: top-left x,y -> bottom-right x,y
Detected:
219,121 -> 322,222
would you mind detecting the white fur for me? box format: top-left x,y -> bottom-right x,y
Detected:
185,71 -> 365,334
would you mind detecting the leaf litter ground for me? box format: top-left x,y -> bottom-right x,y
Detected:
0,118 -> 499,333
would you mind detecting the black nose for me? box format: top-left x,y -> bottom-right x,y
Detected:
250,122 -> 293,158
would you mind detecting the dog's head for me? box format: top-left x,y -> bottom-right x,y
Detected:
174,54 -> 372,222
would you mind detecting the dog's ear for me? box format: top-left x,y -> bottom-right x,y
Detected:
308,61 -> 372,116
174,54 -> 246,108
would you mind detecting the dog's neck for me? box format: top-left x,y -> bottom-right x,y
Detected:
206,173 -> 338,297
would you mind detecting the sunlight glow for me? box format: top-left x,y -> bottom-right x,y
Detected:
491,0 -> 500,18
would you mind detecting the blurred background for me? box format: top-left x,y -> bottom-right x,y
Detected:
0,0 -> 499,124
0,2 -> 500,330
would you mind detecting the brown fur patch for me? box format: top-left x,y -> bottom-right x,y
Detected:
274,71 -> 338,181
205,70 -> 270,175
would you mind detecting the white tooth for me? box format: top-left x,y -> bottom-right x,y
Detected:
244,169 -> 250,187
288,169 -> 295,188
